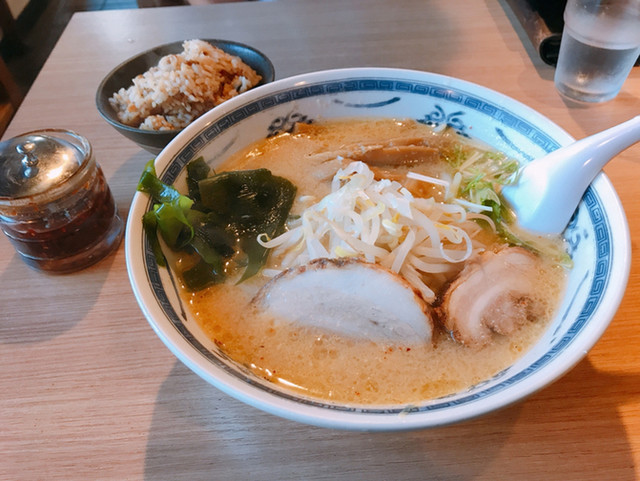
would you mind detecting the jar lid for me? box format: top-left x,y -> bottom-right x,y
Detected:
0,129 -> 90,199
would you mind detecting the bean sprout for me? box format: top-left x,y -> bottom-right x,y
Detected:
258,161 -> 490,302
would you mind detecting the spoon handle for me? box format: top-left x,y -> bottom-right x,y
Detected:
566,115 -> 640,176
503,116 -> 640,234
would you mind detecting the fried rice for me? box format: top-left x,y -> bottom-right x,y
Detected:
109,39 -> 262,131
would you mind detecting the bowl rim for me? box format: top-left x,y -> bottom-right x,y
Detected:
125,67 -> 631,431
95,38 -> 276,137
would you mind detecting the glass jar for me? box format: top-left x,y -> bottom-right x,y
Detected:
0,129 -> 123,273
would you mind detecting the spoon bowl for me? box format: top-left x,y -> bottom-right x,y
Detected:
501,115 -> 640,234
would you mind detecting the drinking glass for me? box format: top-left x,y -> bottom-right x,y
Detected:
554,0 -> 640,103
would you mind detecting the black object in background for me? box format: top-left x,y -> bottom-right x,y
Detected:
506,0 -> 640,67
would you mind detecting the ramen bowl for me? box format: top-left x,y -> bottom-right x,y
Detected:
126,68 -> 630,431
95,39 -> 275,155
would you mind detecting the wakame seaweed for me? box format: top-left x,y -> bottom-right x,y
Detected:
197,168 -> 298,282
186,156 -> 211,202
137,159 -> 297,290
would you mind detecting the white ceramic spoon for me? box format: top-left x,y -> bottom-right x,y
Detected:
501,115 -> 640,235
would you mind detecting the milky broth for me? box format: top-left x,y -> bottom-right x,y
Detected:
181,119 -> 567,405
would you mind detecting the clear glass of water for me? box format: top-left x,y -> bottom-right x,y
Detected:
554,0 -> 640,103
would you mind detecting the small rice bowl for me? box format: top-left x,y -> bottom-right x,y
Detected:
109,39 -> 262,131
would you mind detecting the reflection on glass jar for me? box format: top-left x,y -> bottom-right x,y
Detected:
0,129 -> 123,273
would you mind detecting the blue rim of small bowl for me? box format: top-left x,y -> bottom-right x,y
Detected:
126,68 -> 631,430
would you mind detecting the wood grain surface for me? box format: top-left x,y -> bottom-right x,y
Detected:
1,1 -> 639,480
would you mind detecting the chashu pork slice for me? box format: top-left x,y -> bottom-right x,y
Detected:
252,258 -> 434,344
436,246 -> 547,347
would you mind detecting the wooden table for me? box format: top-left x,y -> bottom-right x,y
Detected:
2,1 -> 639,479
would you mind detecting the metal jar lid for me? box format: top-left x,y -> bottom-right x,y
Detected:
0,129 -> 91,200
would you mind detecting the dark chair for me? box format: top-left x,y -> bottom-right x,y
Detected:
0,55 -> 22,109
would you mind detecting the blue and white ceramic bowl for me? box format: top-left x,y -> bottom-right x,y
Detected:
126,68 -> 630,431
